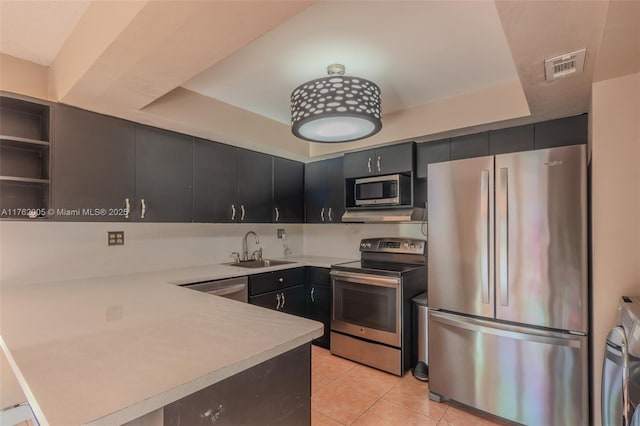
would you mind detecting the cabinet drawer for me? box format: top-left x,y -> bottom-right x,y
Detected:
249,268 -> 305,296
306,267 -> 330,287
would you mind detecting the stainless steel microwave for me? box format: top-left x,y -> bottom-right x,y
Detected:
354,174 -> 411,206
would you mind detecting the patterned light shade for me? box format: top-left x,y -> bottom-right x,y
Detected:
291,64 -> 382,143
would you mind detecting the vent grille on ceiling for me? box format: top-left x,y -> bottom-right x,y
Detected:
544,49 -> 586,81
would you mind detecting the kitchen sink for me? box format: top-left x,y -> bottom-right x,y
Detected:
224,259 -> 296,269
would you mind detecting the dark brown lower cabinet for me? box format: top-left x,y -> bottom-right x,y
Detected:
250,284 -> 307,317
306,267 -> 332,349
164,344 -> 311,426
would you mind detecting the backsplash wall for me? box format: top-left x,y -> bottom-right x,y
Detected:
0,222 -> 303,287
0,221 -> 428,287
302,223 -> 428,259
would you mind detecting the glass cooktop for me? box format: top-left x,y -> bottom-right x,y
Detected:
331,260 -> 424,277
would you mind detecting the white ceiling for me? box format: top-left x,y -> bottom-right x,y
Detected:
2,1 -> 634,160
0,0 -> 90,66
182,1 -> 519,124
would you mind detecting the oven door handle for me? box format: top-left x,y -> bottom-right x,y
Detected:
330,270 -> 401,287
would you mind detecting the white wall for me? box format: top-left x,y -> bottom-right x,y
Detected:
303,223 -> 427,259
591,72 -> 640,425
0,222 -> 302,287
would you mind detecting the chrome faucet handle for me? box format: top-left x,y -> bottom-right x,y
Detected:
257,247 -> 263,261
283,244 -> 292,257
230,252 -> 241,263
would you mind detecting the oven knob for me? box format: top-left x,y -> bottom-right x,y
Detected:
404,242 -> 409,248
410,243 -> 415,249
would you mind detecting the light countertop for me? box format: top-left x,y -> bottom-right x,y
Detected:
0,256 -> 353,426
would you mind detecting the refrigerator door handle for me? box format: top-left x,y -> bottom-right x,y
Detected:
430,310 -> 583,348
480,170 -> 490,304
497,167 -> 509,306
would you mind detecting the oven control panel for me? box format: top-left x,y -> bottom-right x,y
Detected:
359,238 -> 426,255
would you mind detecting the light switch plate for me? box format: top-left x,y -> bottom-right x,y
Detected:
277,229 -> 286,239
108,231 -> 125,246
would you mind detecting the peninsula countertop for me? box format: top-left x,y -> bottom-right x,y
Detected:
0,256 -> 352,426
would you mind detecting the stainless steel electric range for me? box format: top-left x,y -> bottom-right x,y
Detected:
330,237 -> 427,376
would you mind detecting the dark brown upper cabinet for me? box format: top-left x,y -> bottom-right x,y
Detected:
193,138 -> 238,223
54,105 -> 135,222
273,157 -> 304,223
237,149 -> 273,223
343,142 -> 414,178
134,125 -> 193,222
305,157 -> 344,224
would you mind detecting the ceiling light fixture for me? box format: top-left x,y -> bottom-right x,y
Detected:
291,64 -> 382,143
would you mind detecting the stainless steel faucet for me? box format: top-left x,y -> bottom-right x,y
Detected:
242,231 -> 260,261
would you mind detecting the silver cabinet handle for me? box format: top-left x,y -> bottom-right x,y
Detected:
498,167 -> 509,306
240,205 -> 245,221
311,287 -> 315,302
320,207 -> 325,222
480,170 -> 490,304
377,156 -> 381,172
276,293 -> 281,310
328,207 -> 333,222
231,204 -> 236,221
275,207 -> 280,222
140,198 -> 146,219
367,157 -> 372,173
124,198 -> 130,219
281,292 -> 285,308
278,277 -> 284,283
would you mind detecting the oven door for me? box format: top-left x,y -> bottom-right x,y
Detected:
331,271 -> 401,347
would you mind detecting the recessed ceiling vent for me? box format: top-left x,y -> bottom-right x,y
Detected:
544,49 -> 586,81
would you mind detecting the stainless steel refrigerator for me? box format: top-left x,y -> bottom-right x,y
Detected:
427,144 -> 588,425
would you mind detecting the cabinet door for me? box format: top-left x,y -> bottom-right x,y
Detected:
450,132 -> 489,161
304,161 -> 327,223
307,284 -> 331,348
489,125 -> 534,155
416,139 -> 450,179
250,290 -> 281,311
193,138 -> 238,223
534,115 -> 587,149
273,157 -> 304,223
374,143 -> 414,175
135,126 -> 193,222
326,157 -> 344,223
280,285 -> 307,317
343,149 -> 374,178
54,105 -> 135,221
238,149 -> 272,223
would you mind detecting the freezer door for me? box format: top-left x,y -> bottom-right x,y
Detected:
429,310 -> 588,425
495,145 -> 587,332
427,156 -> 494,318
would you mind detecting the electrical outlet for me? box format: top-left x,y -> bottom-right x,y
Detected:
108,231 -> 125,246
277,228 -> 286,239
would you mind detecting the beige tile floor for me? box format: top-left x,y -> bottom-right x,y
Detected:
311,345 -> 513,426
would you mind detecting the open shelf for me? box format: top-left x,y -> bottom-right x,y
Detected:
0,93 -> 52,219
0,135 -> 50,150
0,176 -> 50,184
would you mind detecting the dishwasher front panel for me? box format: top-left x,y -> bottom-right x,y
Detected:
429,310 -> 588,426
